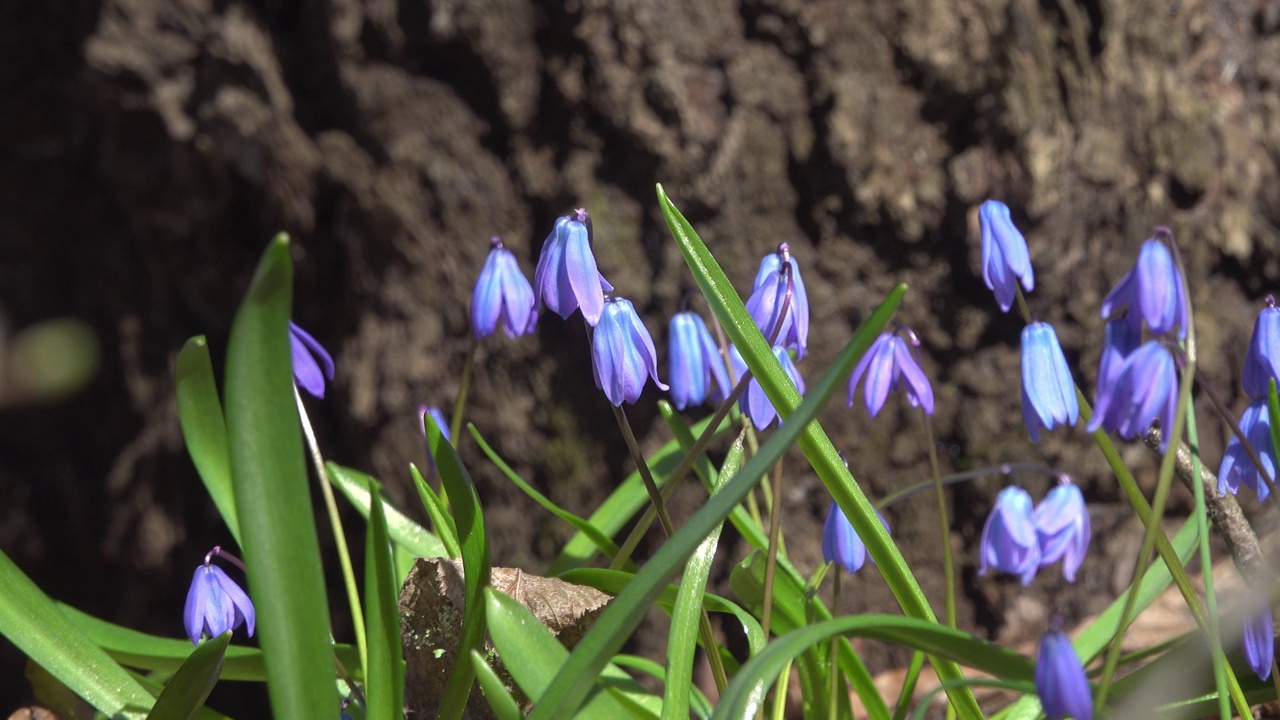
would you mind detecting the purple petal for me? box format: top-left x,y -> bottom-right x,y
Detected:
860,336 -> 898,417
289,325 -> 330,399
471,250 -> 505,339
893,339 -> 934,415
209,565 -> 255,636
1036,629 -> 1093,720
564,220 -> 604,325
1244,603 -> 1275,681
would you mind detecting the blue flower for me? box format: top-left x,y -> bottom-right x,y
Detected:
822,501 -> 889,574
1099,235 -> 1188,339
668,311 -> 731,410
728,344 -> 805,430
1087,341 -> 1178,451
1244,601 -> 1274,681
471,236 -> 536,339
745,244 -> 809,357
979,486 -> 1040,586
184,561 -> 255,645
1033,482 -> 1090,582
1096,318 -> 1141,395
1243,298 -> 1280,400
1021,322 -> 1079,443
979,200 -> 1034,312
1218,399 -> 1275,503
533,209 -> 613,326
592,297 -> 667,406
1035,626 -> 1093,720
846,331 -> 934,417
290,321 -> 335,399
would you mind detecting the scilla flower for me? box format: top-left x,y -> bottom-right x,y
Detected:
290,321 -> 335,399
1243,297 -> 1280,400
1033,480 -> 1090,582
1035,624 -> 1093,720
979,200 -> 1034,312
184,547 -> 255,645
745,243 -> 809,357
1099,232 -> 1188,339
1021,322 -> 1079,443
471,236 -> 536,339
533,209 -> 613,326
979,486 -> 1040,586
1217,399 -> 1275,502
822,501 -> 889,574
728,344 -> 805,430
1087,341 -> 1178,451
1097,318 -> 1140,394
847,330 -> 934,417
1244,601 -> 1274,681
592,297 -> 667,406
668,311 -> 730,410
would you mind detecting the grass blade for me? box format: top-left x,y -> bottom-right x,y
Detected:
364,479 -> 404,719
327,462 -> 449,559
145,631 -> 230,720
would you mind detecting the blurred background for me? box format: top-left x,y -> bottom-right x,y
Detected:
2,0 -> 1280,714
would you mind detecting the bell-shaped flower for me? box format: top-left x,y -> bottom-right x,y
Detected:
1097,318 -> 1141,395
1244,601 -> 1274,682
746,243 -> 809,357
533,209 -> 613,326
1033,481 -> 1090,582
592,297 -> 667,406
979,486 -> 1041,586
184,560 -> 255,645
1217,399 -> 1276,503
1099,235 -> 1188,339
668,311 -> 730,410
290,321 -> 335,399
979,200 -> 1034,312
1021,322 -> 1079,443
1035,626 -> 1093,720
847,330 -> 934,417
1087,341 -> 1178,451
1243,298 -> 1280,400
728,344 -> 805,430
822,501 -> 890,574
471,236 -> 536,339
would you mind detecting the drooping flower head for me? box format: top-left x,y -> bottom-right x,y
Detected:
1035,623 -> 1093,720
745,243 -> 809,357
1099,230 -> 1188,340
728,344 -> 805,430
1097,318 -> 1141,395
290,321 -> 335,399
471,236 -> 537,339
184,547 -> 255,645
979,486 -> 1041,586
847,328 -> 934,417
591,297 -> 667,406
1243,600 -> 1274,682
533,209 -> 614,326
1021,322 -> 1079,443
1217,399 -> 1276,503
1033,479 -> 1090,582
668,311 -> 731,410
1243,297 -> 1280,401
1087,341 -> 1178,451
822,501 -> 890,574
979,200 -> 1034,312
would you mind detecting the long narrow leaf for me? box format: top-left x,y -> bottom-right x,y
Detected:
364,479 -> 404,719
328,462 -> 449,559
224,234 -> 335,719
176,337 -> 239,545
0,551 -> 154,718
409,463 -> 461,557
146,631 -> 230,720
471,649 -> 522,720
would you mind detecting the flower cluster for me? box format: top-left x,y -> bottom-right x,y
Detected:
979,480 -> 1089,586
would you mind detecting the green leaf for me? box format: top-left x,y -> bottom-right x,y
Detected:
612,655 -> 714,720
328,462 -> 450,559
470,424 -> 620,561
0,550 -> 154,718
526,271 -> 904,719
224,233 -> 336,719
364,479 -> 405,719
657,184 -> 980,717
425,409 -> 491,719
470,649 -> 522,720
409,463 -> 462,557
712,616 -> 1033,719
146,631 -> 230,720
176,337 -> 239,545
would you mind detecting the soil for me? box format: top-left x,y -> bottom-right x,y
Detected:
3,0 -> 1280,715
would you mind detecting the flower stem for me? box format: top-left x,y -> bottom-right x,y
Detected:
760,460 -> 785,641
450,338 -> 477,446
921,413 -> 956,630
295,389 -> 369,678
827,568 -> 843,720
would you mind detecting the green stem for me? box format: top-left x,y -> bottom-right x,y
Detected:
1186,397 -> 1229,720
295,390 -> 368,677
449,339 -> 477,447
922,413 -> 956,630
828,569 -> 842,720
761,461 -> 785,641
